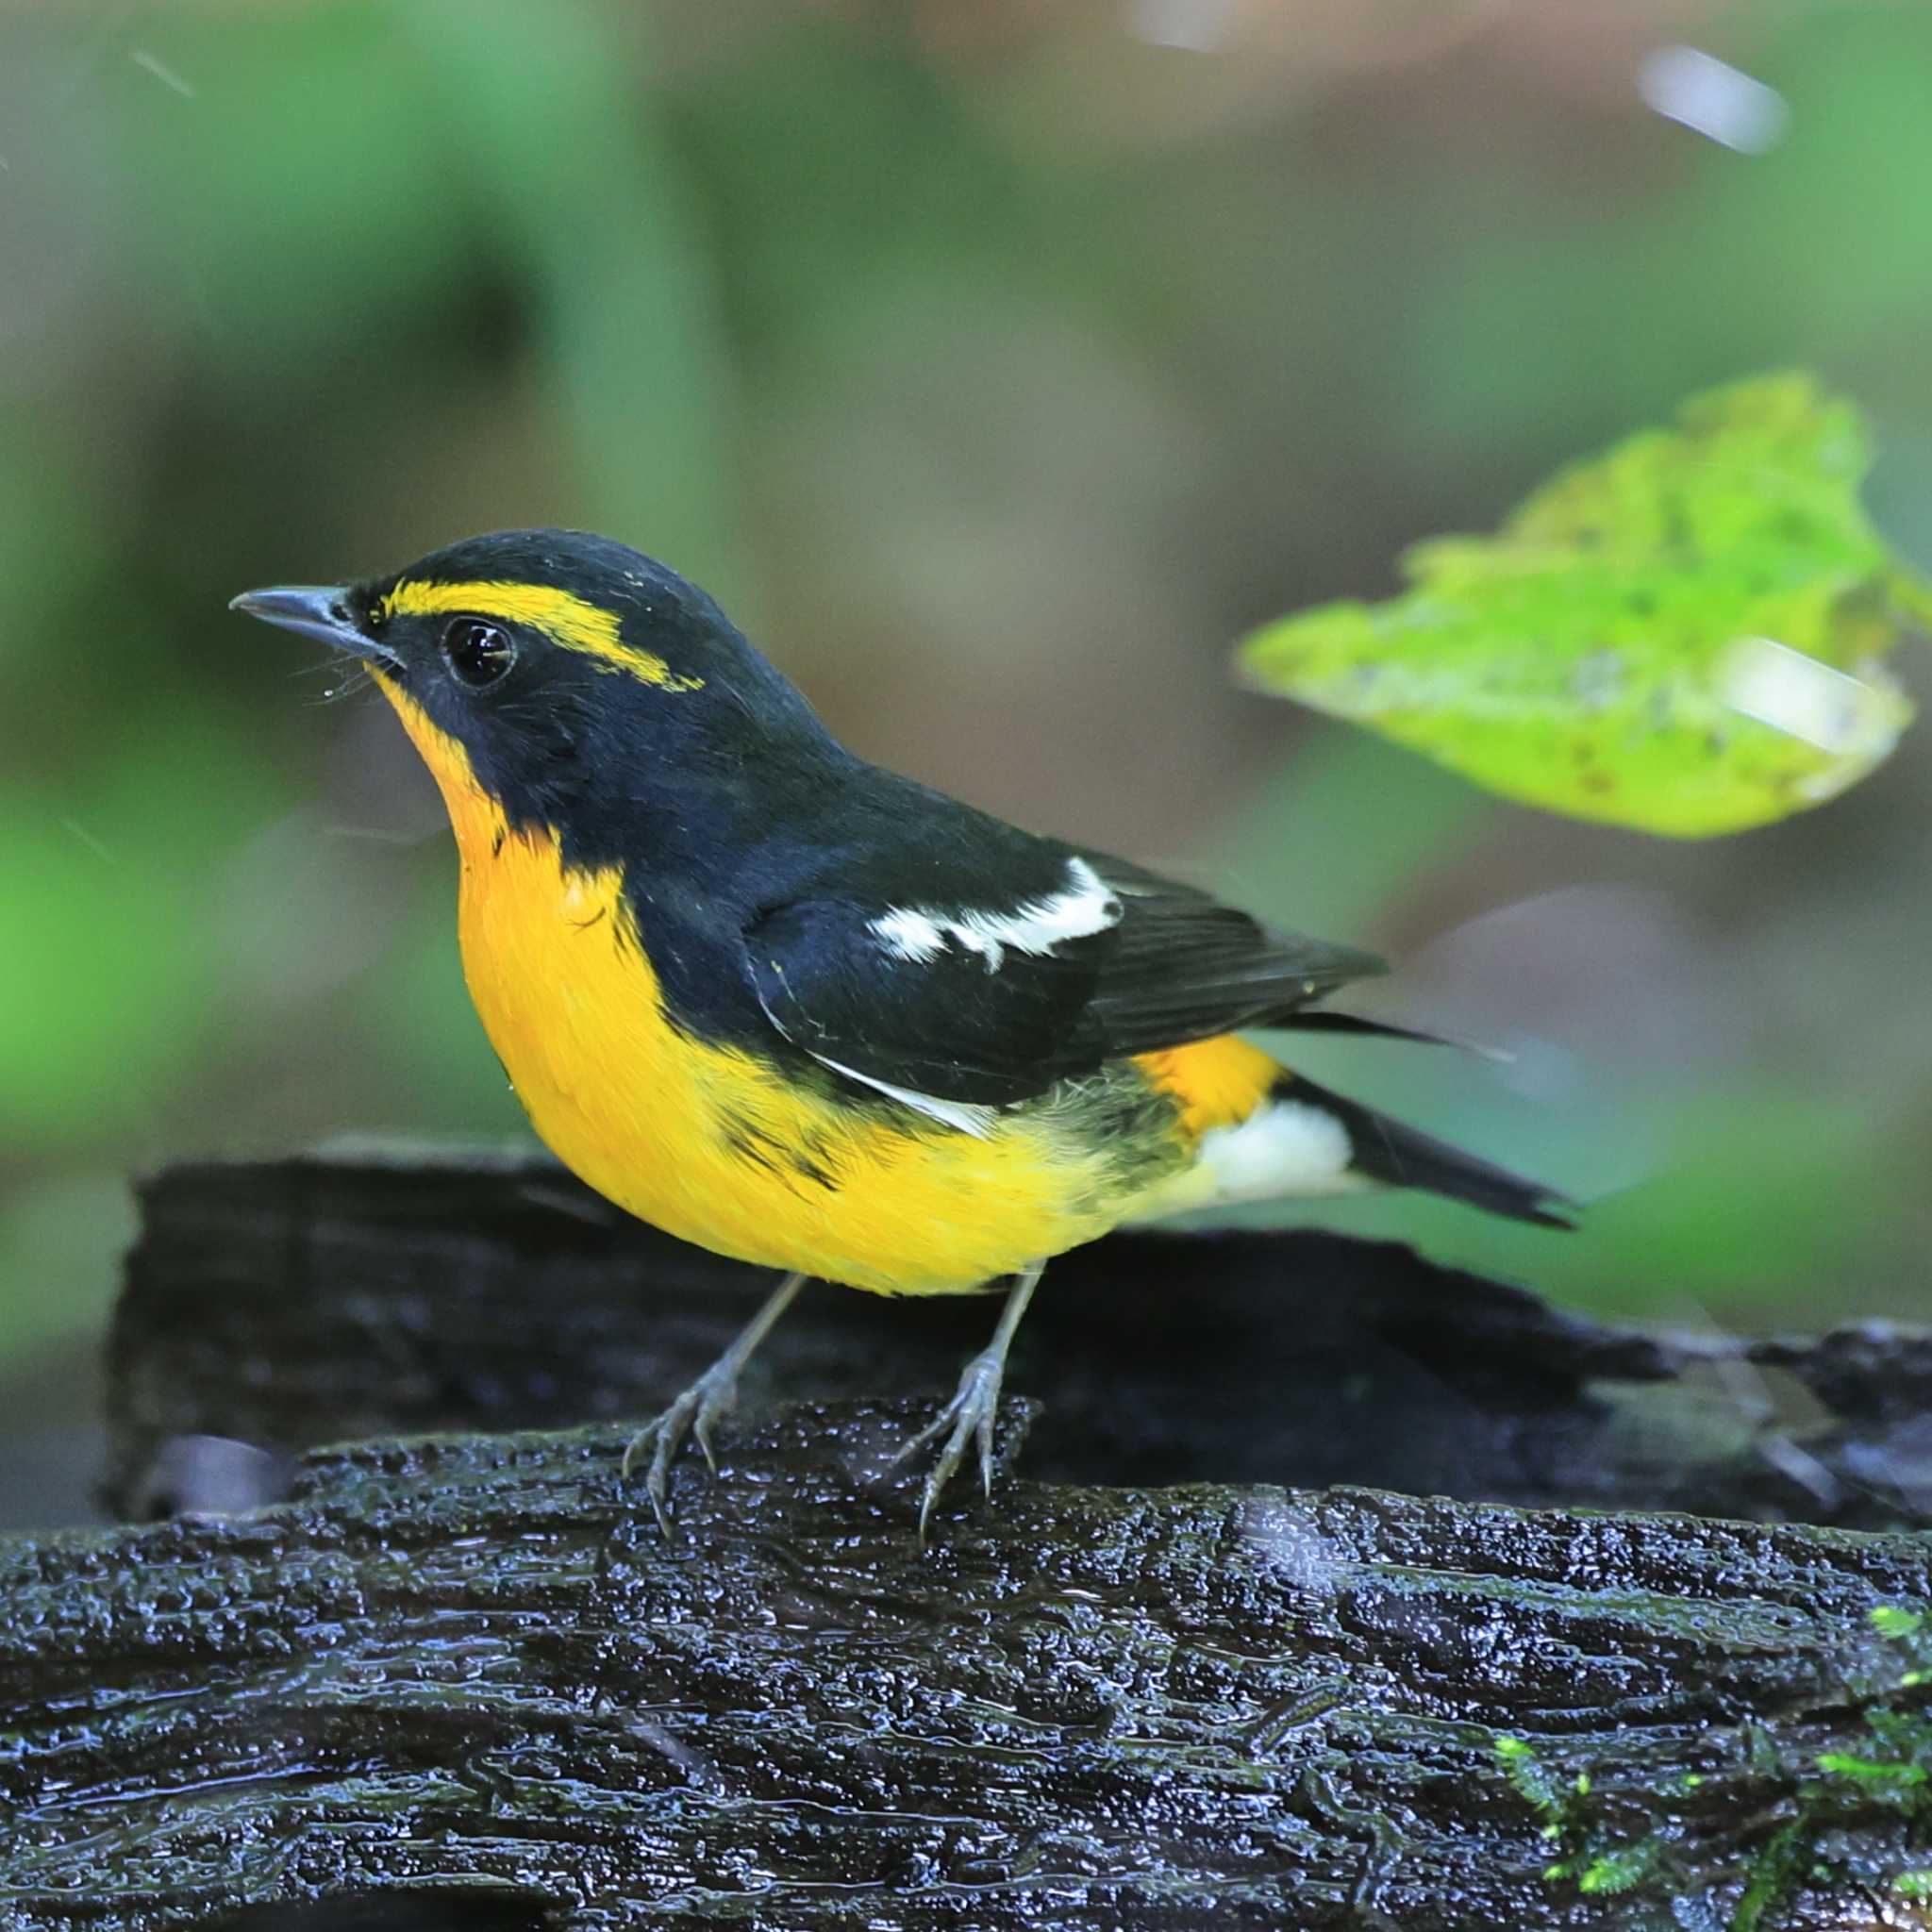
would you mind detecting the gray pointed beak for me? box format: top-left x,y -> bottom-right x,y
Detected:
229,585 -> 401,667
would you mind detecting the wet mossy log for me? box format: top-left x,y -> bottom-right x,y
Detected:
1,1147 -> 1929,1928
8,1411 -> 1932,1928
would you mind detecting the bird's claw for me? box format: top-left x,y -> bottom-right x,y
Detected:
620,1358 -> 742,1532
895,1345 -> 1005,1542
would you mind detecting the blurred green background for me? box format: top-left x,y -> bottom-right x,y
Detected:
5,0 -> 1932,1524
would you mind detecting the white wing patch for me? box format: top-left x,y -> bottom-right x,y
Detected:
871,908 -> 948,961
870,857 -> 1120,972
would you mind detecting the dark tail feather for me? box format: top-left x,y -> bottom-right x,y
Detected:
1284,1011 -> 1513,1062
1291,1074 -> 1577,1230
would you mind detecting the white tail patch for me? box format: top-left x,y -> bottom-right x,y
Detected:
1193,1095 -> 1365,1206
871,858 -> 1120,973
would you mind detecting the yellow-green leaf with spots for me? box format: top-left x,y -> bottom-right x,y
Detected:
1238,374 -> 1926,836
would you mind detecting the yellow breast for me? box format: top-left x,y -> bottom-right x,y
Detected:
463,822 -> 1141,1291
374,675 -> 1149,1293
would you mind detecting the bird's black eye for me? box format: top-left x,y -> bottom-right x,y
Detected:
442,618 -> 516,690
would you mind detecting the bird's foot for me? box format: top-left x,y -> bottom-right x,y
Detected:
620,1357 -> 742,1534
893,1342 -> 1007,1543
620,1271 -> 808,1534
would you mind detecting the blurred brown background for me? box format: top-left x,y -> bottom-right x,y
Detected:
4,0 -> 1931,1525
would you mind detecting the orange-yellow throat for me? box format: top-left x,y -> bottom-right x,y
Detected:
372,673 -> 1279,1294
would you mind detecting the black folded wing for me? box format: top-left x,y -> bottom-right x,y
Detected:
742,846 -> 1384,1118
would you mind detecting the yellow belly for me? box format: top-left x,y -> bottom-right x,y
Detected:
373,673 -> 1278,1293
455,826 -> 1137,1291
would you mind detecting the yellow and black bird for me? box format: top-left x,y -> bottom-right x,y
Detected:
234,530 -> 1572,1532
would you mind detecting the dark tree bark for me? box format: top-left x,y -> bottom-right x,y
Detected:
8,1407 -> 1932,1929
0,1148 -> 1925,1930
107,1150 -> 1932,1530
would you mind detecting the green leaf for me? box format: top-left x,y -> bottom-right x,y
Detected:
1238,375 -> 1924,837
1493,1734 -> 1563,1817
1872,1606 -> 1926,1641
1732,1820 -> 1807,1932
1576,1845 -> 1657,1896
1814,1751 -> 1927,1791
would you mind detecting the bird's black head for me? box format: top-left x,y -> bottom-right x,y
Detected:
233,528 -> 835,864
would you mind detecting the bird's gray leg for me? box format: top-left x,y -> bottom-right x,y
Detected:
893,1258 -> 1045,1542
622,1271 -> 808,1532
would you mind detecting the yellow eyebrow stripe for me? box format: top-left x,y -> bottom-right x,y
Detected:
376,578 -> 703,691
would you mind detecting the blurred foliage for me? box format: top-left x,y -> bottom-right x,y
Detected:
6,1 -> 1932,1521
1241,374 -> 1924,835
